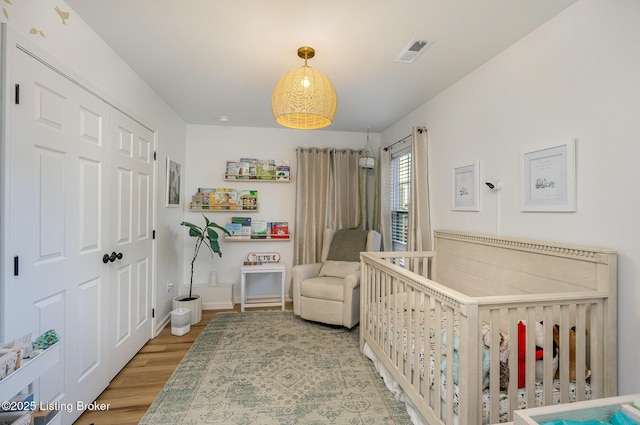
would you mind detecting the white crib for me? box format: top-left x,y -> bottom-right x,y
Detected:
359,231 -> 617,425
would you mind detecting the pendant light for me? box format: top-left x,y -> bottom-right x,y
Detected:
272,46 -> 337,130
359,128 -> 376,169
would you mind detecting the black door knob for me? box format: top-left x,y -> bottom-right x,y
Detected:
103,252 -> 124,263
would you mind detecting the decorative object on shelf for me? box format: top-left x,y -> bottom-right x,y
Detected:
0,349 -> 20,381
1,334 -> 32,360
225,158 -> 290,181
272,46 -> 337,130
177,215 -> 230,325
190,188 -> 259,211
32,330 -> 59,351
166,157 -> 181,207
247,252 -> 281,263
358,128 -> 376,169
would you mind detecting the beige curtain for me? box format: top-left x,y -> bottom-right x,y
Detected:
407,127 -> 432,251
294,147 -> 367,265
377,146 -> 393,251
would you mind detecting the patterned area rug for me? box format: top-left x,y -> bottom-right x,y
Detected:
140,311 -> 412,424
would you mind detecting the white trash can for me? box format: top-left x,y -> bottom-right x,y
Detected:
171,308 -> 191,336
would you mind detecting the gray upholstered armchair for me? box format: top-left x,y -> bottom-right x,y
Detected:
292,228 -> 381,328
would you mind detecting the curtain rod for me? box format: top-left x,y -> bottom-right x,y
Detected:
383,134 -> 411,152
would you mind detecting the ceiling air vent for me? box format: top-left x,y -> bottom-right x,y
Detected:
395,39 -> 433,64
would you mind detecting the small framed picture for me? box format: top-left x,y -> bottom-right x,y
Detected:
452,161 -> 479,211
521,139 -> 576,212
166,157 -> 181,207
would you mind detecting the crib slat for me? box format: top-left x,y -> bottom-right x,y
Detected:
559,305 -> 571,402
525,307 -> 537,408
542,307 -> 555,405
507,308 -> 519,422
411,290 -> 421,390
575,304 -> 587,401
590,301 -> 604,399
444,306 -> 455,425
434,303 -> 443,421
489,309 -> 501,424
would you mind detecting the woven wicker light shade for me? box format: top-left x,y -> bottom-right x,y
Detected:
272,46 -> 337,130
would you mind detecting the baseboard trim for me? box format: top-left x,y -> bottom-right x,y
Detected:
155,313 -> 171,336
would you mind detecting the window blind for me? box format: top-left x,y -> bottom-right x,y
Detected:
391,150 -> 411,250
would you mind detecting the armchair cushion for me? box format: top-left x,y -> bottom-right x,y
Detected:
300,277 -> 345,302
326,229 -> 368,262
319,260 -> 360,278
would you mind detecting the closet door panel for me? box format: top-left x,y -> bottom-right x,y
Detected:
78,158 -> 102,253
36,147 -> 66,261
108,110 -> 154,378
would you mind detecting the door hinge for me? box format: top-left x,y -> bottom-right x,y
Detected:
152,230 -> 156,239
153,151 -> 157,161
14,84 -> 19,105
13,256 -> 19,276
152,308 -> 155,318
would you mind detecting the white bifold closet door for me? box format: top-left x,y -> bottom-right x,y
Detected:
5,43 -> 154,424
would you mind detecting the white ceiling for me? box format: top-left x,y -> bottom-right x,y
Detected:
65,0 -> 577,133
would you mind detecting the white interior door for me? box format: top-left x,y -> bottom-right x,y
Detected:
7,46 -> 111,422
108,109 -> 154,378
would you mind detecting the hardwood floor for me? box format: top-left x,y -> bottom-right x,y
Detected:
74,303 -> 292,425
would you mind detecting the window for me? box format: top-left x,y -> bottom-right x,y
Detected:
391,149 -> 411,252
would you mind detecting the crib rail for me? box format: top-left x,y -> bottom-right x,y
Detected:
360,251 -> 612,425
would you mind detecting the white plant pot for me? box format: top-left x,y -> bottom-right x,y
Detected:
173,295 -> 202,325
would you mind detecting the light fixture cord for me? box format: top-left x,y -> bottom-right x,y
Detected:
353,128 -> 373,230
364,128 -> 373,156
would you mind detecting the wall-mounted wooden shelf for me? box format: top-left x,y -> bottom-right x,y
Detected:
0,342 -> 60,402
225,235 -> 291,242
189,203 -> 259,212
224,175 -> 290,183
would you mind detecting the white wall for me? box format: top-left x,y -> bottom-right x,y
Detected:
1,0 -> 187,331
382,0 -> 640,394
184,125 -> 377,301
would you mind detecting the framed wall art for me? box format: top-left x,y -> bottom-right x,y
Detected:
166,157 -> 182,207
452,161 -> 479,211
521,139 -> 576,212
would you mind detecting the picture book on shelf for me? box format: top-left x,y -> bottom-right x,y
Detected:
213,188 -> 240,209
239,190 -> 258,210
197,188 -> 216,206
229,217 -> 251,238
268,221 -> 289,239
251,220 -> 268,239
224,222 -> 243,238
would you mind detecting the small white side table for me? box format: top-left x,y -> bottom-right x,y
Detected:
240,263 -> 286,312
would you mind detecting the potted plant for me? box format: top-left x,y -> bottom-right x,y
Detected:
174,214 -> 230,324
